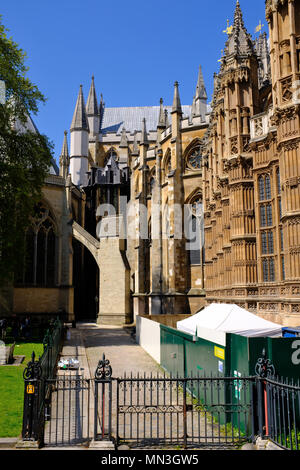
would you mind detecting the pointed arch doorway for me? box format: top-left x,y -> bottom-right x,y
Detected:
72,239 -> 99,322
72,222 -> 100,323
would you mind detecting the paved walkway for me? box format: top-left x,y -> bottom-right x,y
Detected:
76,322 -> 163,379
42,322 -> 166,449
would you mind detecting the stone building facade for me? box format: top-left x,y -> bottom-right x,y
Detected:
10,0 -> 300,327
203,0 -> 300,326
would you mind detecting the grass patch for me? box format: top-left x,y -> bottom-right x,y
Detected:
0,342 -> 44,438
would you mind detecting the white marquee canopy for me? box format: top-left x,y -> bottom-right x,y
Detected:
177,304 -> 283,339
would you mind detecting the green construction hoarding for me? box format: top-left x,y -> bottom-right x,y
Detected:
160,324 -> 300,435
160,324 -> 300,380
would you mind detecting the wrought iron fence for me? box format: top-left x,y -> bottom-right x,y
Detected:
115,374 -> 256,448
21,318 -> 64,443
264,376 -> 300,450
21,346 -> 300,450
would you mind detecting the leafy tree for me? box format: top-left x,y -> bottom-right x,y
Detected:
0,16 -> 53,291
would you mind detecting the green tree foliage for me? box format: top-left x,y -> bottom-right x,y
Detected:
0,16 -> 53,285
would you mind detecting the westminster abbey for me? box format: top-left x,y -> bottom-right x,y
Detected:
10,0 -> 300,327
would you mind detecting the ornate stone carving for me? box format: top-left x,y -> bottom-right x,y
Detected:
281,76 -> 293,103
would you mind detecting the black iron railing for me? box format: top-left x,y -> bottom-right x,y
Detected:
21,318 -> 64,444
254,348 -> 300,450
115,374 -> 256,448
264,376 -> 300,450
21,345 -> 300,450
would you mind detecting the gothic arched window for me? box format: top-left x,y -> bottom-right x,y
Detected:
17,202 -> 58,286
163,150 -> 172,183
186,193 -> 204,265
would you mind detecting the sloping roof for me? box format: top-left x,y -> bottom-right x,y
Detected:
100,105 -> 192,135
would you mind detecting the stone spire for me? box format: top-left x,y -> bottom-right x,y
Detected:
86,77 -> 100,140
140,118 -> 148,146
225,0 -> 254,57
195,65 -> 207,101
59,130 -> 69,179
172,81 -> 182,115
194,66 -> 208,120
157,98 -> 166,129
86,76 -> 99,116
70,85 -> 89,131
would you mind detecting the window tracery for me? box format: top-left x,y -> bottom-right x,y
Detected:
186,145 -> 203,171
17,202 -> 58,286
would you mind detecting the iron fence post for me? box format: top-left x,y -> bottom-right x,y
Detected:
94,375 -> 98,441
22,352 -> 43,442
255,349 -> 276,439
250,379 -> 256,443
183,379 -> 187,449
94,354 -> 113,441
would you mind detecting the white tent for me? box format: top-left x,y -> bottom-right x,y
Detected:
177,303 -> 283,339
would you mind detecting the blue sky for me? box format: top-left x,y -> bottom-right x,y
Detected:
1,0 -> 267,164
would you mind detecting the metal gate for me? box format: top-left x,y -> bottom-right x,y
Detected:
115,375 -> 255,448
43,355 -> 113,447
43,375 -> 92,446
23,353 -> 287,449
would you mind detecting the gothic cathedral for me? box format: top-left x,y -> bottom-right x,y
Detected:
12,0 -> 300,328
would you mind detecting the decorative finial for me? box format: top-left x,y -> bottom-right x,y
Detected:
223,19 -> 233,36
255,20 -> 264,34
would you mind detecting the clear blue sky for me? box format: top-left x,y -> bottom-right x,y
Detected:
1,0 -> 267,164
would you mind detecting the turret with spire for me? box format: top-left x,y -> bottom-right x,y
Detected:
70,84 -> 89,186
86,76 -> 100,139
224,0 -> 254,58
